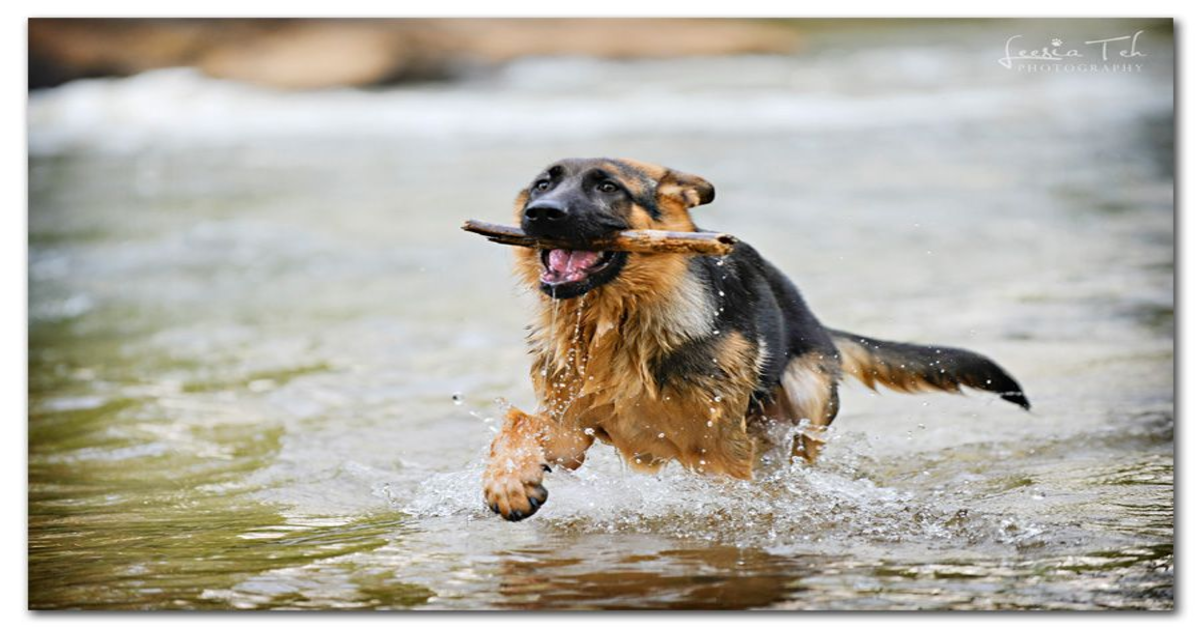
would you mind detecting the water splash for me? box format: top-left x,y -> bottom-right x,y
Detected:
401,438 -> 1037,552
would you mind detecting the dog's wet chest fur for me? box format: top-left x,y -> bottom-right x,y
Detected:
528,257 -> 768,478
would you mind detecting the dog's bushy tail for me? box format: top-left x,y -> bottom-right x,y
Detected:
829,329 -> 1030,410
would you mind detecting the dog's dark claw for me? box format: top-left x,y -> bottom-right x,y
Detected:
542,464 -> 552,473
488,501 -> 500,514
501,490 -> 547,522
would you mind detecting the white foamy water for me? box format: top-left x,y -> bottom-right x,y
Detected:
29,43 -> 1168,156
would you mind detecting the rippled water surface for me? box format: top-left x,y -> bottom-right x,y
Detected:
28,20 -> 1173,610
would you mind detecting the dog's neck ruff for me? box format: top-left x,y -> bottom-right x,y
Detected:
530,268 -> 714,392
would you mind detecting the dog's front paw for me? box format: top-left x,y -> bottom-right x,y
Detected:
483,457 -> 548,521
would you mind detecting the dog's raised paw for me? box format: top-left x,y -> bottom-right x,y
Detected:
483,475 -> 548,521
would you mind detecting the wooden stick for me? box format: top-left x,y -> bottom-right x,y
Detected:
461,219 -> 738,256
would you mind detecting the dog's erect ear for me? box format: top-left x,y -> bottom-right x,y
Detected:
658,169 -> 715,209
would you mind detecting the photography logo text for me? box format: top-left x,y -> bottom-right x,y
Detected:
998,31 -> 1147,72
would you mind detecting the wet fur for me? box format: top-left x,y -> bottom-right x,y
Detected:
483,158 -> 1028,521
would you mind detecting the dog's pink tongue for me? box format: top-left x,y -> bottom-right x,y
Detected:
545,249 -> 600,283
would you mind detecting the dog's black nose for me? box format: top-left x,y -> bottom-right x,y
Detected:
523,201 -> 568,223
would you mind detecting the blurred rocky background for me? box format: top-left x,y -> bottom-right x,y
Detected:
29,18 -> 804,90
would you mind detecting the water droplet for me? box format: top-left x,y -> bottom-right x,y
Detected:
583,427 -> 595,436
713,395 -> 723,402
452,392 -> 464,405
706,420 -> 714,427
917,423 -> 926,430
658,432 -> 666,439
718,290 -> 725,297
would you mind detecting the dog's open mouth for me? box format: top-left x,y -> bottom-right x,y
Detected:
539,249 -> 617,286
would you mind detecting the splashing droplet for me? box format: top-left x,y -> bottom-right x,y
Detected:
452,392 -> 464,405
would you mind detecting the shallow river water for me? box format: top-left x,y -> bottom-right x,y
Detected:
28,20 -> 1173,610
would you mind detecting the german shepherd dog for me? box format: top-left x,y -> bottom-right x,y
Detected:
482,158 -> 1028,521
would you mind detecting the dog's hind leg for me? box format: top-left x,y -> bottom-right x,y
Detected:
482,406 -> 593,521
776,354 -> 841,463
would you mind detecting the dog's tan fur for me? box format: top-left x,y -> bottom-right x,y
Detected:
834,335 -> 955,395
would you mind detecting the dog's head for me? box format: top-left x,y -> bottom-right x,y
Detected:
512,158 -> 715,299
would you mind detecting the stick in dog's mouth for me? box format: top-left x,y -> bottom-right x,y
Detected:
461,220 -> 739,257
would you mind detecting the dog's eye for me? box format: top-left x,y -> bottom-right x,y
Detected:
533,180 -> 551,192
597,181 -> 619,194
